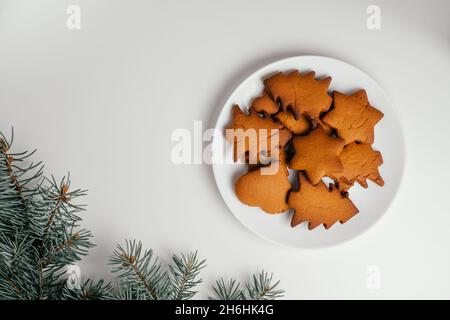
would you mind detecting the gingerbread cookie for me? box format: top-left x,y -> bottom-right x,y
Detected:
323,90 -> 384,144
316,118 -> 334,135
224,69 -> 386,233
350,88 -> 369,105
331,142 -> 384,192
290,126 -> 345,185
226,105 -> 291,162
275,111 -> 311,135
235,153 -> 291,214
240,127 -> 292,164
264,70 -> 332,120
227,104 -> 283,132
251,94 -> 279,115
289,172 -> 359,229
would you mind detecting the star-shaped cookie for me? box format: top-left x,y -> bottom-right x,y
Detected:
323,90 -> 383,144
290,126 -> 345,185
288,172 -> 359,229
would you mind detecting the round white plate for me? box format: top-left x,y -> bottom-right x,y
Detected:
211,56 -> 405,248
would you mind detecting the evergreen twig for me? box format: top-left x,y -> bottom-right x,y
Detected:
210,271 -> 284,300
211,278 -> 244,300
0,129 -> 284,300
110,240 -> 166,300
169,251 -> 206,300
0,129 -> 94,299
244,271 -> 284,300
57,279 -> 114,300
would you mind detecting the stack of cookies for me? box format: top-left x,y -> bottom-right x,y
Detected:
226,70 -> 384,230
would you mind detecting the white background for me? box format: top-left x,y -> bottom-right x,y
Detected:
1,0 -> 449,299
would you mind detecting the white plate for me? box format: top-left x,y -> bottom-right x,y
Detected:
211,56 -> 405,248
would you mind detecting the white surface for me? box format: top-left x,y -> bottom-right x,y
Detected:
213,56 -> 404,248
0,0 -> 449,299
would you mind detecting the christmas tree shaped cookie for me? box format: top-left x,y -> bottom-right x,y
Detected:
226,105 -> 291,162
289,172 -> 359,229
331,142 -> 384,192
264,70 -> 332,120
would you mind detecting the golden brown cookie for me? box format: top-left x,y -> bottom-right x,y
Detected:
290,126 -> 345,185
316,118 -> 334,135
226,71 -> 385,232
350,88 -> 369,105
330,142 -> 384,192
227,104 -> 283,132
235,153 -> 291,214
241,127 -> 292,164
323,90 -> 384,144
275,111 -> 311,135
226,105 -> 291,162
288,172 -> 359,229
251,94 -> 279,115
264,70 -> 332,120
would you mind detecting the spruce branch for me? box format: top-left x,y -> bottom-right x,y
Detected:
57,279 -> 114,300
210,278 -> 244,300
117,281 -> 150,300
41,174 -> 87,240
110,240 -> 167,300
244,270 -> 284,300
110,242 -> 207,300
210,271 -> 284,300
0,234 -> 37,299
0,128 -> 43,198
169,251 -> 206,300
0,128 -> 285,301
41,229 -> 94,269
0,129 -> 94,299
0,128 -> 43,238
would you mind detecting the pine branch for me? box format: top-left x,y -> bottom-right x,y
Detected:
40,175 -> 87,240
56,279 -> 114,300
117,281 -> 150,300
0,129 -> 94,299
0,129 -> 285,301
0,233 -> 39,299
110,240 -> 167,300
210,271 -> 284,300
244,271 -> 284,300
0,128 -> 43,238
41,229 -> 93,268
210,278 -> 244,300
169,251 -> 206,300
